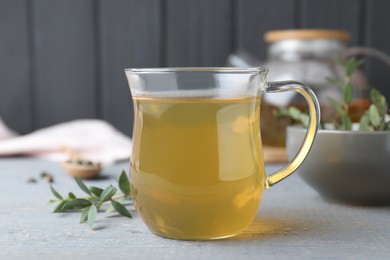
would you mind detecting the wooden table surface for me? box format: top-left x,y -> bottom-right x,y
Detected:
1,158 -> 389,259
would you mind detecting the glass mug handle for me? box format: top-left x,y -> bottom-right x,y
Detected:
264,81 -> 321,188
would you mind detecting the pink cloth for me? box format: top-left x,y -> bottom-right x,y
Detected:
0,119 -> 132,164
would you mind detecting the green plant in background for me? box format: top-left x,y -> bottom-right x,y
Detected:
274,106 -> 311,128
49,170 -> 132,229
359,89 -> 389,131
325,57 -> 365,130
276,57 -> 390,131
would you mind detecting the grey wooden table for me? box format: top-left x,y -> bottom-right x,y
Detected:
1,158 -> 389,259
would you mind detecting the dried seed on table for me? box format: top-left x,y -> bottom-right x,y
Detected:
43,175 -> 54,183
27,177 -> 37,183
40,171 -> 50,178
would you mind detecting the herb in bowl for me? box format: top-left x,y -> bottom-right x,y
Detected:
276,57 -> 390,131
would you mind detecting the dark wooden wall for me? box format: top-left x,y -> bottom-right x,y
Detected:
1,0 -> 390,136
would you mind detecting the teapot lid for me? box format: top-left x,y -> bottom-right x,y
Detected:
264,29 -> 351,43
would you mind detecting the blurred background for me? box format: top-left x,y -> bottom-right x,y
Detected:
1,0 -> 390,137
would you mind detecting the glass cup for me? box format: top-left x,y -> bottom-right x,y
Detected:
125,67 -> 320,240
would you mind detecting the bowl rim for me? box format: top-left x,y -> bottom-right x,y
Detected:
287,124 -> 390,135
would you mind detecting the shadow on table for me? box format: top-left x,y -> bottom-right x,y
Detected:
226,210 -> 317,241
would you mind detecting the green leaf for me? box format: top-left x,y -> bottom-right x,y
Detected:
88,204 -> 98,228
299,114 -> 310,128
50,185 -> 63,200
326,77 -> 343,89
75,177 -> 92,195
371,89 -> 388,115
341,113 -> 352,130
89,186 -> 103,197
346,58 -> 365,77
68,192 -> 76,199
106,198 -> 125,215
119,170 -> 130,195
371,89 -> 383,106
359,113 -> 372,131
48,199 -> 58,205
273,107 -> 288,118
379,121 -> 389,131
369,105 -> 381,127
100,185 -> 117,202
343,83 -> 353,104
382,121 -> 390,131
355,58 -> 365,68
288,107 -> 301,120
327,97 -> 344,114
62,199 -> 92,211
111,200 -> 132,218
53,200 -> 67,213
345,57 -> 356,76
80,206 -> 90,223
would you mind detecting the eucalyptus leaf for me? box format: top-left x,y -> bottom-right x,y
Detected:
355,58 -> 365,68
111,200 -> 132,218
341,113 -> 352,131
62,199 -> 92,211
288,107 -> 302,120
100,185 -> 117,201
380,122 -> 389,131
345,57 -> 356,77
346,58 -> 365,77
371,89 -> 383,106
273,107 -> 288,118
119,170 -> 131,195
80,206 -> 90,223
369,105 -> 381,127
359,113 -> 373,131
75,177 -> 92,195
299,114 -> 310,128
68,192 -> 76,199
371,89 -> 388,115
327,97 -> 344,114
53,200 -> 67,213
106,198 -> 125,215
359,124 -> 373,132
381,121 -> 390,131
89,186 -> 103,197
50,185 -> 63,200
88,204 -> 98,228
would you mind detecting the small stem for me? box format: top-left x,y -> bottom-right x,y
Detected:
93,194 -> 131,206
66,193 -> 132,207
344,104 -> 349,114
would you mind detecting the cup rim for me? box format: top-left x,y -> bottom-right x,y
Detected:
124,67 -> 269,74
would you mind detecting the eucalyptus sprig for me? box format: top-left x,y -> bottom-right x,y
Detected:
359,89 -> 390,131
275,57 -> 390,131
325,57 -> 365,130
49,170 -> 132,229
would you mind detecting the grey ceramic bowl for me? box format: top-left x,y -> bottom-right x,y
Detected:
286,125 -> 390,205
